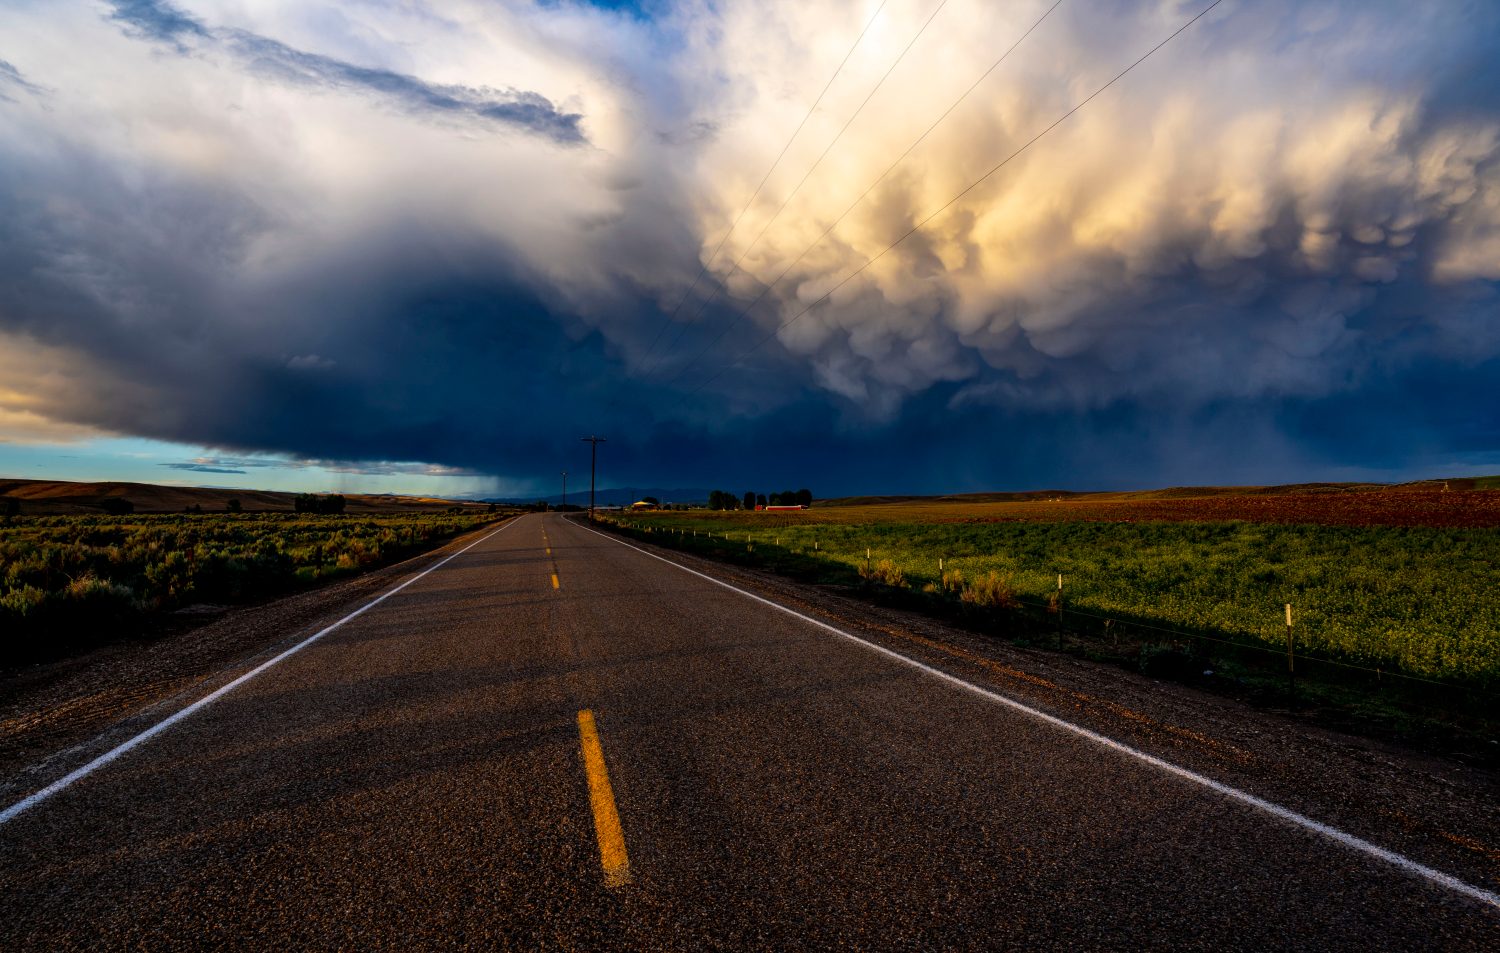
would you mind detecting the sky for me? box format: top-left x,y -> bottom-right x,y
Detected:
0,0 -> 1497,497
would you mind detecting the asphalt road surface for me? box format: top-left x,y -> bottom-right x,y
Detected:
0,513 -> 1495,949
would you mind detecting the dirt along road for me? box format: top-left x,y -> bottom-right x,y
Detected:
0,513 -> 1495,949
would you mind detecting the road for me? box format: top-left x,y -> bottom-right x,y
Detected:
0,513 -> 1494,949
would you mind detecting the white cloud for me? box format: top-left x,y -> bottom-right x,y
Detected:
0,0 -> 1496,463
664,0 -> 1500,409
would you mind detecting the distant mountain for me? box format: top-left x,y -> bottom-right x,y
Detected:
485,487 -> 713,507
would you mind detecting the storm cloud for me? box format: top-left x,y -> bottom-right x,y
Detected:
0,0 -> 1496,492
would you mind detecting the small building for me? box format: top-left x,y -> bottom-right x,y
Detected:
763,504 -> 807,511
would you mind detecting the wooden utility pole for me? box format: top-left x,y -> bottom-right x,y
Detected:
561,471 -> 568,511
580,436 -> 606,519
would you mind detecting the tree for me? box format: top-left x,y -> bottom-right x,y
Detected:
1,497 -> 19,518
756,493 -> 767,507
294,493 -> 345,514
226,498 -> 242,513
643,496 -> 660,505
743,491 -> 756,510
99,498 -> 134,515
797,488 -> 813,507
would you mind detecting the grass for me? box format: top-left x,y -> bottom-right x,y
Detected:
601,510 -> 1500,689
0,510 -> 511,663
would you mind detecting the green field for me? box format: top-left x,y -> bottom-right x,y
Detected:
603,511 -> 1500,687
0,511 -> 507,662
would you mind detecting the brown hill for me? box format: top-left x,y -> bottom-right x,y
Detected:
0,478 -> 488,515
823,477 -> 1497,507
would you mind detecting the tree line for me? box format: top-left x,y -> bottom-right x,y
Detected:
293,493 -> 347,514
705,489 -> 813,510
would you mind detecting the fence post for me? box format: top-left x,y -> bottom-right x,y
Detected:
1057,573 -> 1064,649
1285,603 -> 1295,700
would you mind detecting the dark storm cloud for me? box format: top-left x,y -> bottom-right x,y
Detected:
0,0 -> 1497,494
104,0 -> 584,144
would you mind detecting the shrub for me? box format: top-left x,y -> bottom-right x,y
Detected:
960,571 -> 1020,609
1139,642 -> 1199,679
941,568 -> 965,594
0,584 -> 46,617
859,558 -> 908,588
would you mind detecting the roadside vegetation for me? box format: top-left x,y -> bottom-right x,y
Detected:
597,509 -> 1500,696
0,510 -> 509,663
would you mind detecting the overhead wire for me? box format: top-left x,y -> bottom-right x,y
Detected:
659,0 -> 1066,387
629,0 -> 895,375
682,0 -> 1227,396
641,0 -> 954,380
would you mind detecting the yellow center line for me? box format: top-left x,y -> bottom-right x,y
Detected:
544,526 -> 558,587
577,710 -> 631,888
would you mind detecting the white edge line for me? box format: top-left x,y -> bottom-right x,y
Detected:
0,517 -> 522,826
576,520 -> 1500,912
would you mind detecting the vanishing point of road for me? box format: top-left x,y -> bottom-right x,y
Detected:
0,513 -> 1495,949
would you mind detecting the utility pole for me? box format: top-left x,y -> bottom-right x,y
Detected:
561,471 -> 568,511
580,436 -> 606,519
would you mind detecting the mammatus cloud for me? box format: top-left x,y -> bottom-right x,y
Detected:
666,0 -> 1500,417
0,0 -> 1495,490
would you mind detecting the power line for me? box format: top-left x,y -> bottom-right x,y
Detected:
659,0 -> 1066,388
631,0 -> 894,374
684,0 -> 1227,396
642,0 -> 953,380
